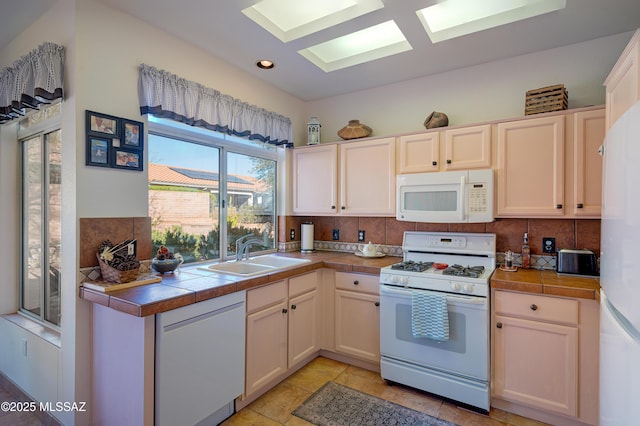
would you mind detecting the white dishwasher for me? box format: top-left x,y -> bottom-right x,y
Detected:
155,291 -> 246,426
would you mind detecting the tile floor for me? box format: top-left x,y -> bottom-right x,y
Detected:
0,356 -> 549,425
0,385 -> 60,426
222,356 -> 550,426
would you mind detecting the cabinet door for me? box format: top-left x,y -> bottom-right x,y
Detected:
493,314 -> 578,417
443,124 -> 492,171
397,132 -> 440,173
335,289 -> 380,362
572,109 -> 604,217
288,288 -> 321,367
605,32 -> 639,129
292,145 -> 338,214
245,302 -> 288,396
496,116 -> 565,217
340,137 -> 396,215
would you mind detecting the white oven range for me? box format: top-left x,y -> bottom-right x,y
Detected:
379,231 -> 496,412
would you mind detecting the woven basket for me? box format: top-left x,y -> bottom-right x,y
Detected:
96,254 -> 140,283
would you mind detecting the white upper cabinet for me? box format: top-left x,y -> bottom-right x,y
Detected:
292,137 -> 395,216
604,29 -> 640,129
397,124 -> 491,173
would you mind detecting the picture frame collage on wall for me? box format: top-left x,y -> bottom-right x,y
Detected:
86,110 -> 144,171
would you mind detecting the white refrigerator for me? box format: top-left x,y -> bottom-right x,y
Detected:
600,100 -> 640,425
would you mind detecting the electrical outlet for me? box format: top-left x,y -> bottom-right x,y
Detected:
332,229 -> 340,240
542,237 -> 556,254
358,230 -> 365,242
125,239 -> 137,257
289,229 -> 295,240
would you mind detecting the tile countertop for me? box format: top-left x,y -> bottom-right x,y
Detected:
490,267 -> 600,301
79,251 -> 401,317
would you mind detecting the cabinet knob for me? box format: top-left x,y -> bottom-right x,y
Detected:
331,205 -> 336,209
432,161 -> 437,166
496,322 -> 503,329
446,159 -> 451,164
556,204 -> 563,209
576,203 -> 584,209
530,304 -> 538,311
291,304 -> 297,310
341,206 -> 346,210
374,301 -> 380,307
282,308 -> 288,314
353,280 -> 359,285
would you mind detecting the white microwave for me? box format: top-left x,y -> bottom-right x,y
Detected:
396,169 -> 494,223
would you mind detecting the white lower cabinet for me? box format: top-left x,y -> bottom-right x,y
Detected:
491,290 -> 599,425
334,272 -> 380,363
244,271 -> 321,400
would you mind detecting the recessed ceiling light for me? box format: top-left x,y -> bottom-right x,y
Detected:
298,20 -> 412,72
256,59 -> 275,69
417,0 -> 567,43
242,0 -> 384,42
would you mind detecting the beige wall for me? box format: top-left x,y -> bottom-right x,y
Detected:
74,0 -> 306,218
302,32 -> 632,144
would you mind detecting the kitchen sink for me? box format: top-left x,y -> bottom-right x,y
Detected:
199,255 -> 311,276
244,255 -> 311,268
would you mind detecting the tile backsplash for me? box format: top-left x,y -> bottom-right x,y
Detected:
280,216 -> 601,258
79,217 -> 152,268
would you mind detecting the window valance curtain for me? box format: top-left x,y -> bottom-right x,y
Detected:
0,42 -> 65,124
138,64 -> 293,147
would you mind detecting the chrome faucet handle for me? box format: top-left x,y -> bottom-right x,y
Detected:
242,238 -> 264,260
235,234 -> 255,260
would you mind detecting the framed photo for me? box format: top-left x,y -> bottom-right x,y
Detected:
87,110 -> 119,136
123,119 -> 143,148
86,136 -> 110,167
113,148 -> 143,171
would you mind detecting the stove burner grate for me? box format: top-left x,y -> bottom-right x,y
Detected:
441,264 -> 485,278
390,261 -> 434,272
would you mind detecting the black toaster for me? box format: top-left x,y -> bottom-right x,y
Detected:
556,248 -> 599,276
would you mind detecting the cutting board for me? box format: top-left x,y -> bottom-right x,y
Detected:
82,274 -> 162,293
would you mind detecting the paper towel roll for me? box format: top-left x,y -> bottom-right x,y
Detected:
301,223 -> 315,252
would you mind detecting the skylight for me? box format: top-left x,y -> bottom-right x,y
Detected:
242,0 -> 384,42
416,0 -> 567,43
298,20 -> 412,72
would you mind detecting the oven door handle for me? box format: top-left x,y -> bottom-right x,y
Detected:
380,285 -> 486,305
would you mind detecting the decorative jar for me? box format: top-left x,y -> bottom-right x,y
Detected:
337,119 -> 372,140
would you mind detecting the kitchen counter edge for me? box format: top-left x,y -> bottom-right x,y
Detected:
79,251 -> 400,317
490,268 -> 600,301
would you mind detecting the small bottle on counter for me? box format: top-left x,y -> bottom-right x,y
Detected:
521,232 -> 531,269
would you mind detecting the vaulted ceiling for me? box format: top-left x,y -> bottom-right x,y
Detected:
3,0 -> 640,101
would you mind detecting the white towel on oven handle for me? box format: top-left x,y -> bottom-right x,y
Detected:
411,290 -> 449,341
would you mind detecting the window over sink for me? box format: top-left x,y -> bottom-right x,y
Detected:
148,117 -> 278,264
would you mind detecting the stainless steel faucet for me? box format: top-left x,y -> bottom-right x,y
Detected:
235,234 -> 263,261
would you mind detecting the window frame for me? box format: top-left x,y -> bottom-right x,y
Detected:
148,118 -> 280,263
18,112 -> 62,328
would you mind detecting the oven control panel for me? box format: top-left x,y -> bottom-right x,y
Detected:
426,236 -> 466,248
